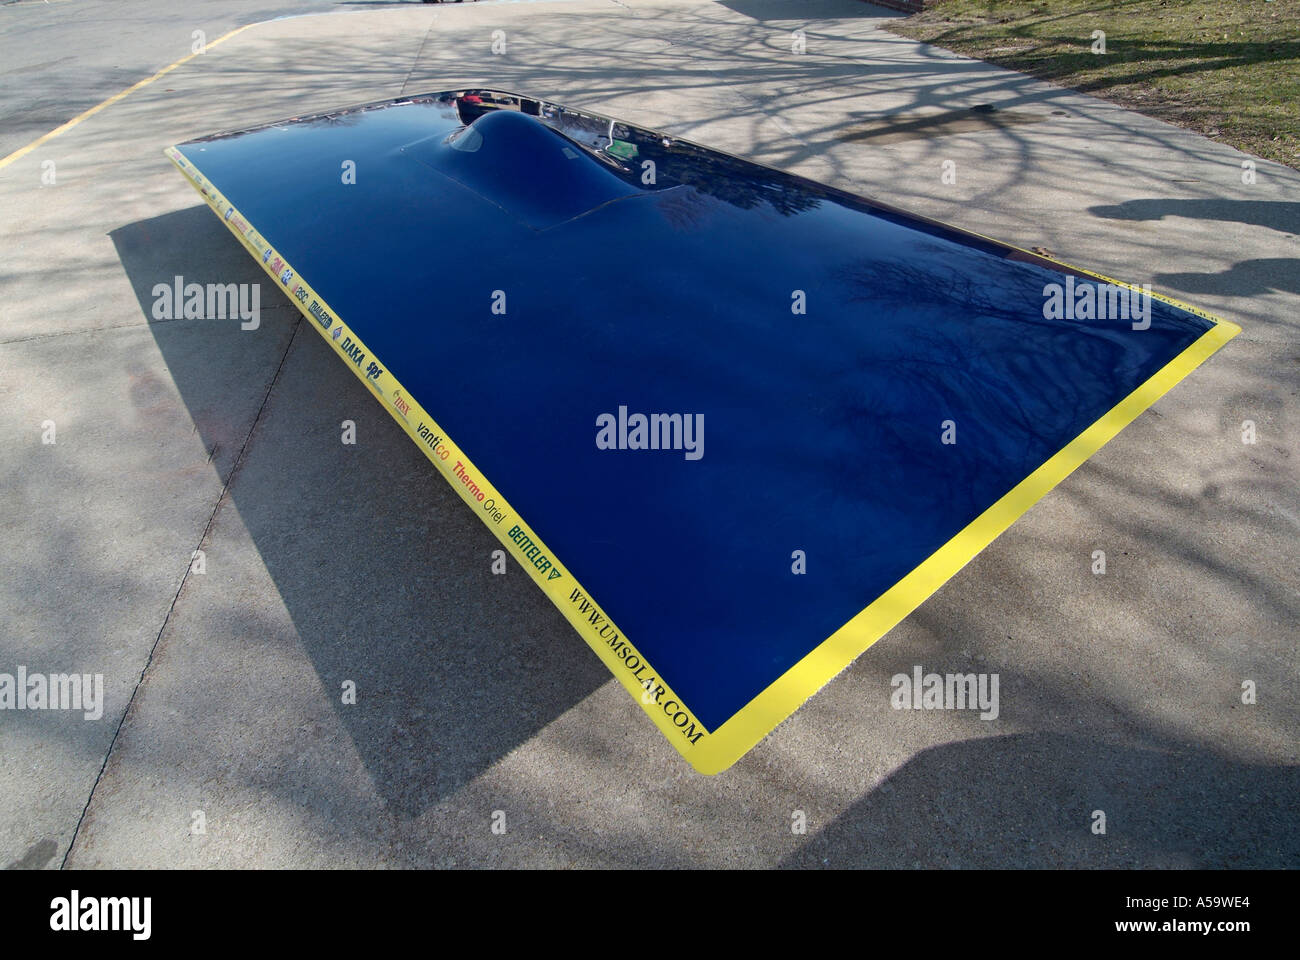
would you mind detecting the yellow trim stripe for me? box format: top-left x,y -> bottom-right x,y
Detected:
694,318 -> 1238,772
0,25 -> 253,172
165,145 -> 712,761
167,144 -> 1239,774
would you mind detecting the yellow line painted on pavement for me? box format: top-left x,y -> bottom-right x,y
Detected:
0,23 -> 254,172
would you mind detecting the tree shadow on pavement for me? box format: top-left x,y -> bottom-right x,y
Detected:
1089,199 -> 1300,235
781,731 -> 1300,868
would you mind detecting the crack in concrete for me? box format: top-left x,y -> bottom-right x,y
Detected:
58,314 -> 305,868
398,12 -> 439,98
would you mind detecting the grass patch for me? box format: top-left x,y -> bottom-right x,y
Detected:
884,0 -> 1300,168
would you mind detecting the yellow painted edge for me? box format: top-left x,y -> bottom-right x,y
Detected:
0,25 -> 254,172
167,142 -> 1239,776
689,316 -> 1239,773
165,145 -> 714,765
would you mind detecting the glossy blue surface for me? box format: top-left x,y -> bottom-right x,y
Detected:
178,92 -> 1213,731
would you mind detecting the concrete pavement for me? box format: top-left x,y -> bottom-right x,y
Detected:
0,0 -> 1295,869
0,0 -> 339,160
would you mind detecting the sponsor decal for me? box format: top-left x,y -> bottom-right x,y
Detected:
506,523 -> 560,580
565,587 -> 704,745
454,460 -> 488,503
391,389 -> 411,420
416,422 -> 450,460
340,335 -> 365,366
291,283 -> 309,305
482,497 -> 506,525
279,267 -> 293,285
331,325 -> 342,341
262,247 -> 273,264
307,299 -> 333,331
